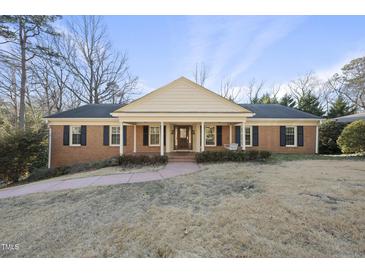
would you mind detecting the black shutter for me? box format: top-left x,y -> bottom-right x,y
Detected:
63,125 -> 70,146
143,126 -> 149,146
235,126 -> 241,146
164,125 -> 166,146
81,126 -> 87,146
253,126 -> 259,146
280,126 -> 286,146
216,126 -> 222,146
103,126 -> 109,145
297,126 -> 304,147
123,125 -> 127,146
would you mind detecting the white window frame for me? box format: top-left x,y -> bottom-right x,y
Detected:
245,126 -> 253,147
149,126 -> 160,146
110,126 -> 120,146
285,126 -> 297,147
205,125 -> 216,146
70,125 -> 81,146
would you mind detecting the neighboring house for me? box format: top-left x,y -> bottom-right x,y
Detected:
45,77 -> 321,168
334,112 -> 365,123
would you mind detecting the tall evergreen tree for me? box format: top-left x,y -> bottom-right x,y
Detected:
280,93 -> 296,108
297,92 -> 324,116
327,96 -> 356,118
0,16 -> 59,129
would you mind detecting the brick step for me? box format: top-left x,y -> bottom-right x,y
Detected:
169,157 -> 196,162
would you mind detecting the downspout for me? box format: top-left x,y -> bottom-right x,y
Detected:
48,125 -> 52,168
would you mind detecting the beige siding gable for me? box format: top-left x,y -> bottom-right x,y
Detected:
114,77 -> 251,113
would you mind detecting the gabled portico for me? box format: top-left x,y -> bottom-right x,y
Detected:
111,77 -> 254,155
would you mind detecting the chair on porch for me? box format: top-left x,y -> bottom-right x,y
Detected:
223,143 -> 239,151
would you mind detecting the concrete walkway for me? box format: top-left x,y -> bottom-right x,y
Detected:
0,162 -> 201,200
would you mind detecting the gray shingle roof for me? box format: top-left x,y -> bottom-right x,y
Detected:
334,112 -> 365,123
240,104 -> 321,119
45,104 -> 124,118
46,103 -> 320,119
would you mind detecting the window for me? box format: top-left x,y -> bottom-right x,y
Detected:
110,126 -> 120,145
205,126 -> 216,146
149,126 -> 160,146
285,126 -> 297,146
70,126 -> 81,146
245,126 -> 252,146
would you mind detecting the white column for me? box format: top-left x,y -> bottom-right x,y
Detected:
315,125 -> 319,154
241,122 -> 246,150
48,126 -> 52,168
166,123 -> 171,153
120,122 -> 124,156
201,121 -> 205,152
133,124 -> 137,153
229,124 -> 232,144
160,121 -> 164,156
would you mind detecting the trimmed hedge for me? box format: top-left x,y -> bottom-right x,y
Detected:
119,154 -> 168,166
195,150 -> 271,163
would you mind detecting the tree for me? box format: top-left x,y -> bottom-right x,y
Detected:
327,95 -> 356,118
337,120 -> 365,154
0,127 -> 48,183
280,93 -> 296,108
297,92 -> 324,116
319,120 -> 345,154
247,78 -> 265,103
193,62 -> 208,87
288,72 -> 324,116
0,16 -> 60,129
59,16 -> 138,104
339,57 -> 365,110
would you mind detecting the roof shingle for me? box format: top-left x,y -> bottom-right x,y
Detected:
46,103 -> 320,119
240,104 -> 321,119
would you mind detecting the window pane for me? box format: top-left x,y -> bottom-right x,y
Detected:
71,126 -> 81,145
150,126 -> 160,145
112,134 -> 120,145
72,126 -> 81,134
205,126 -> 215,145
286,127 -> 295,146
245,127 -> 251,146
72,133 -> 81,145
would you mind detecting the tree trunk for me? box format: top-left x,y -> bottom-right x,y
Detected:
18,19 -> 27,130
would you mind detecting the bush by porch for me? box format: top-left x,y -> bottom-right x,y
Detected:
195,150 -> 271,163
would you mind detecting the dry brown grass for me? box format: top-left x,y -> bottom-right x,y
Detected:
0,159 -> 364,257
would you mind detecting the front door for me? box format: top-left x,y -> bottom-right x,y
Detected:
175,126 -> 191,150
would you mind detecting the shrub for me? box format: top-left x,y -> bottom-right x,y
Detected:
0,127 -> 48,183
119,154 -> 168,167
319,120 -> 345,154
337,120 -> 365,154
195,150 -> 271,163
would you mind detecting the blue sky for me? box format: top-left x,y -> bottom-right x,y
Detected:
98,16 -> 365,95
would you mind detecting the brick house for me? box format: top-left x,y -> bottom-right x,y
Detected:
45,77 -> 321,168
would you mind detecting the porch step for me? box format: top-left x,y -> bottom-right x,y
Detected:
168,153 -> 196,163
169,157 -> 196,163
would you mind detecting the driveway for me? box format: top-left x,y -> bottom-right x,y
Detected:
0,162 -> 200,199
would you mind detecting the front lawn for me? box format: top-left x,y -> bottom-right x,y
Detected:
0,158 -> 364,257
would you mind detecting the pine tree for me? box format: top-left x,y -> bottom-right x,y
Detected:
0,16 -> 60,130
327,96 -> 356,118
297,92 -> 324,116
280,93 -> 296,108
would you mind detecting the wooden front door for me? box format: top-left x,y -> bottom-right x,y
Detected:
175,126 -> 191,150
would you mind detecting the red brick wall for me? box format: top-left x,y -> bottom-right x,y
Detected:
50,124 -> 316,167
234,125 -> 316,154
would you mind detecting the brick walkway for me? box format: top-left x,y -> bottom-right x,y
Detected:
0,162 -> 200,199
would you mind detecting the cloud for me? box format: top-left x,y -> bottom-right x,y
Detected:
183,16 -> 305,89
315,50 -> 365,81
